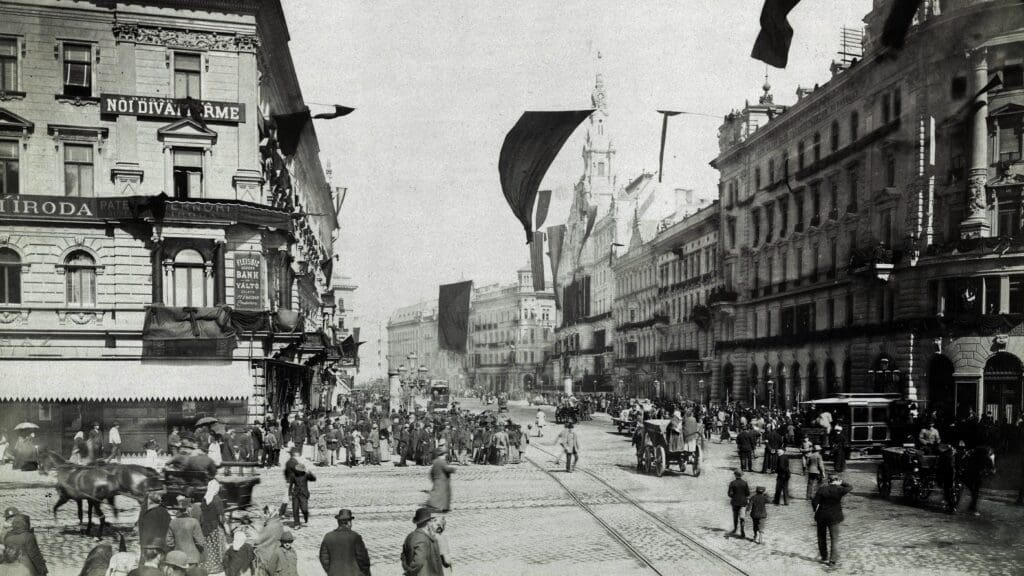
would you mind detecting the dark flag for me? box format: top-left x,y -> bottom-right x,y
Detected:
438,281 -> 473,352
547,225 -> 566,309
499,110 -> 594,243
535,190 -> 552,230
313,105 -> 356,119
881,0 -> 923,51
272,108 -> 311,157
656,111 -> 681,183
582,205 -> 598,246
751,0 -> 802,69
531,231 -> 546,292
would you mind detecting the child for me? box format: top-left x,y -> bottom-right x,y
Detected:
748,485 -> 769,544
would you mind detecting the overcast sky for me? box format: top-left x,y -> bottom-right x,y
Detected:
281,0 -> 873,379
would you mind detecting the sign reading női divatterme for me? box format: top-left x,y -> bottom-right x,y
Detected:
100,94 -> 245,123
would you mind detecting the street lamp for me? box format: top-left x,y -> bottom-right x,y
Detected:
698,378 -> 706,406
766,366 -> 776,411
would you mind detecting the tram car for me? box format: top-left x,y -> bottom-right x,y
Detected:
799,393 -> 910,458
635,419 -> 702,477
429,380 -> 451,413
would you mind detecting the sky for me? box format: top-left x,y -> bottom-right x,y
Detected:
281,0 -> 874,379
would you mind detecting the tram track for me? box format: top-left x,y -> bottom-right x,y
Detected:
524,442 -> 751,576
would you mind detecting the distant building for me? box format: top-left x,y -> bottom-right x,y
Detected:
386,300 -> 465,387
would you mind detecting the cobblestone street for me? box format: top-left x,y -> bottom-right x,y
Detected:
3,401 -> 1023,575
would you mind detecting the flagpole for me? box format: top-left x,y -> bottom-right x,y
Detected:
658,112 -> 670,183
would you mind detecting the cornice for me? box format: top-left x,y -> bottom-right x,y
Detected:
112,22 -> 258,52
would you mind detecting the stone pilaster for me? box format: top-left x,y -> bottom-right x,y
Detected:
961,49 -> 991,239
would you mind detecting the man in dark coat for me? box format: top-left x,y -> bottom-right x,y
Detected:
762,426 -> 784,473
727,469 -> 750,538
773,448 -> 791,505
830,426 -> 848,472
397,425 -> 410,467
319,509 -> 371,576
289,463 -> 316,527
289,417 -> 307,453
812,475 -> 853,567
401,508 -> 443,576
2,513 -> 47,576
137,493 -> 171,562
736,427 -> 755,472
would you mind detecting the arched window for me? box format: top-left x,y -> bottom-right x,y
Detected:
171,249 -> 210,307
812,132 -> 822,162
0,248 -> 21,304
830,120 -> 840,152
65,251 -> 96,306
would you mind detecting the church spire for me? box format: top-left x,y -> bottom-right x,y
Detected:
591,51 -> 607,112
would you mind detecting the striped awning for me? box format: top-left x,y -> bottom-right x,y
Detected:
0,360 -> 255,402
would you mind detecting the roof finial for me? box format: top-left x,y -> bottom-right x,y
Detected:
760,67 -> 774,105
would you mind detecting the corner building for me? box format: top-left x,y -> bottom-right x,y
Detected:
0,0 -> 338,452
712,0 -> 1024,421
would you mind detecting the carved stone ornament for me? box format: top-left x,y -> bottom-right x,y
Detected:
0,309 -> 29,325
112,23 -> 260,53
56,310 -> 105,326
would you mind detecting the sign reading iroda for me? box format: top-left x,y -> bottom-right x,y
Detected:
100,94 -> 245,123
233,252 -> 263,310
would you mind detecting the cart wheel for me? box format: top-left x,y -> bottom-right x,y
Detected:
654,446 -> 666,477
876,466 -> 892,499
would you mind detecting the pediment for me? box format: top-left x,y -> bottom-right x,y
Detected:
157,117 -> 218,144
0,107 -> 34,135
990,103 -> 1024,117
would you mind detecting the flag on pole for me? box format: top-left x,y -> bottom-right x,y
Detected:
499,110 -> 594,243
438,281 -> 473,353
750,0 -> 802,69
530,231 -> 546,292
535,190 -> 552,230
273,104 -> 355,156
881,0 -> 923,51
313,105 -> 356,119
656,111 -> 681,183
547,225 -> 566,309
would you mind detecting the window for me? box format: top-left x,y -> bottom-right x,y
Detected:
64,144 -> 94,197
173,52 -> 202,99
893,88 -> 902,118
1004,65 -> 1023,90
950,76 -> 967,99
829,177 -> 839,217
794,192 -> 804,229
1010,275 -> 1024,314
780,200 -> 789,237
782,150 -> 789,178
881,92 -> 891,124
781,253 -> 788,284
0,248 -> 21,304
0,140 -> 17,195
766,203 -> 775,241
65,251 -> 96,306
768,157 -> 776,183
997,116 -> 1022,163
0,38 -> 17,92
849,110 -> 859,141
997,195 -> 1021,238
984,276 -> 1000,314
752,209 -> 760,247
727,217 -> 736,249
62,43 -> 92,98
797,140 -> 806,171
829,239 -> 838,277
885,154 -> 896,187
827,298 -> 835,328
796,247 -> 803,280
754,166 -> 761,189
597,161 -> 606,176
811,183 -> 821,222
847,163 -> 859,212
813,132 -> 821,162
880,209 -> 894,247
845,292 -> 855,326
830,120 -> 840,152
171,249 -> 210,307
173,149 -> 203,199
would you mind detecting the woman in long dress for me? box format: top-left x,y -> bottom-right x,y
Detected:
208,436 -> 223,466
70,431 -> 86,465
200,479 -> 228,575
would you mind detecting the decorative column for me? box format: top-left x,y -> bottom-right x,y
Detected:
151,241 -> 163,304
214,240 -> 226,306
961,49 -> 991,239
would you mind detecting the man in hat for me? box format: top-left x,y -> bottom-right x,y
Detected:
167,496 -> 204,567
137,493 -> 171,564
88,421 -> 103,460
284,447 -> 302,485
773,448 -> 791,505
168,427 -> 182,457
289,463 -> 316,528
805,445 -> 825,502
727,469 -> 750,538
319,509 -> 371,576
272,530 -> 299,576
812,474 -> 853,567
162,551 -> 190,576
401,508 -> 443,576
109,421 -> 123,462
747,486 -> 769,544
128,544 -> 164,576
426,445 -> 455,512
830,425 -> 847,472
735,426 -> 756,472
559,422 -> 580,473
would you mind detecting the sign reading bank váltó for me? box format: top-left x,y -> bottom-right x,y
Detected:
101,94 -> 245,124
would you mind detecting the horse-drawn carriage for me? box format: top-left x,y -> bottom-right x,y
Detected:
162,460 -> 261,520
876,446 -> 960,508
497,394 -> 509,413
635,419 -> 702,477
555,404 -> 579,425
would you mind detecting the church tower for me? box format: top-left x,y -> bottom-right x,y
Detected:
581,53 -> 616,203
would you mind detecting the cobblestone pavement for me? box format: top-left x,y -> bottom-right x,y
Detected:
3,400 -> 1023,575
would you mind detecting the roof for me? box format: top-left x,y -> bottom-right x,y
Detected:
0,360 -> 255,402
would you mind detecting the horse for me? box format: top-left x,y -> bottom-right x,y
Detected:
38,451 -> 119,536
100,462 -> 163,505
958,444 -> 997,515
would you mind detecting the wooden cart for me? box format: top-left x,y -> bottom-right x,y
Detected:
636,419 -> 701,477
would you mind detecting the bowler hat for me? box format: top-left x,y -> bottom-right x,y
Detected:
411,507 -> 435,525
280,530 -> 295,542
755,486 -> 766,493
164,550 -> 189,569
334,509 -> 354,521
3,507 -> 19,519
733,469 -> 743,477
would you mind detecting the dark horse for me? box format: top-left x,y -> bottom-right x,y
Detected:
959,444 -> 997,515
98,461 -> 163,505
39,451 -> 119,536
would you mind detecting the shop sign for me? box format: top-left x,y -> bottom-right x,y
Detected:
100,93 -> 245,123
234,252 -> 263,310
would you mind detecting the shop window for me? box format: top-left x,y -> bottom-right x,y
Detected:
0,38 -> 18,92
173,52 -> 202,100
61,43 -> 93,98
38,405 -> 53,422
0,248 -> 21,304
171,248 -> 210,307
172,148 -> 203,199
65,251 -> 96,306
64,144 -> 94,197
0,140 -> 17,195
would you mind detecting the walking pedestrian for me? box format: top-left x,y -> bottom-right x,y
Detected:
434,515 -> 454,576
71,431 -> 86,465
222,528 -> 256,576
812,475 -> 853,567
559,422 -> 580,473
805,445 -> 825,502
761,426 -> 783,474
127,545 -> 163,576
289,463 -> 316,528
168,427 -> 182,458
736,427 -> 755,472
137,493 -> 171,564
535,408 -> 546,437
319,509 -> 371,576
268,531 -> 299,576
773,448 -> 791,505
199,479 -> 227,576
426,446 -> 455,513
727,469 -> 750,539
747,486 -> 769,544
401,508 -> 444,576
167,496 -> 204,568
108,422 -> 123,462
2,512 -> 47,576
831,426 -> 847,472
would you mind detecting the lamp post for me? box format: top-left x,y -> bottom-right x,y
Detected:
698,378 -> 706,406
766,366 -> 776,411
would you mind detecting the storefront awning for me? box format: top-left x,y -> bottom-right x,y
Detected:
0,360 -> 254,402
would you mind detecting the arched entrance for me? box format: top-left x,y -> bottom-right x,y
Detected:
807,361 -> 820,400
721,363 -> 735,404
776,362 -> 787,409
824,359 -> 837,396
790,361 -> 802,406
842,358 -> 852,393
983,353 -> 1023,424
926,355 -> 955,419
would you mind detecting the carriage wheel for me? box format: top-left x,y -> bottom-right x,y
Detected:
654,446 -> 666,477
876,466 -> 892,499
640,447 -> 651,474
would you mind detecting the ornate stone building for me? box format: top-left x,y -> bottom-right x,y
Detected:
0,0 -> 339,452
711,0 -> 1024,421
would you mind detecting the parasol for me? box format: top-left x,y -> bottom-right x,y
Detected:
194,416 -> 219,428
13,422 -> 39,431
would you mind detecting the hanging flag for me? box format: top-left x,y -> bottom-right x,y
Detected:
582,205 -> 598,245
313,105 -> 356,119
531,231 -> 546,292
547,225 -> 566,310
272,108 -> 312,156
499,110 -> 594,243
751,0 -> 802,69
656,111 -> 681,183
535,190 -> 552,230
438,281 -> 473,352
881,0 -> 923,51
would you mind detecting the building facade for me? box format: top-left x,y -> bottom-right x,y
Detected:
0,0 -> 339,452
385,299 -> 465,387
469,268 -> 555,397
711,0 -> 1024,421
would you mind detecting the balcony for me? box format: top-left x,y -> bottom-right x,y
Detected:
848,244 -> 898,282
659,349 -> 699,363
691,304 -> 711,330
707,287 -> 738,306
